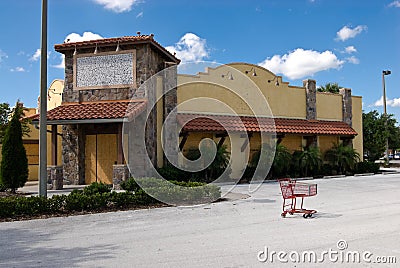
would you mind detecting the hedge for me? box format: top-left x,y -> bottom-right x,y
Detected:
0,180 -> 221,219
121,178 -> 221,205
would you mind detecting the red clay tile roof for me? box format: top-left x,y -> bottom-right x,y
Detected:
177,113 -> 357,136
29,100 -> 147,122
54,34 -> 180,63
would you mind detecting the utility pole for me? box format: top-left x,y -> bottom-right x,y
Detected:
39,0 -> 48,197
382,70 -> 391,166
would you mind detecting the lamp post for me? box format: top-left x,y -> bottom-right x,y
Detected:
39,0 -> 48,197
382,70 -> 391,165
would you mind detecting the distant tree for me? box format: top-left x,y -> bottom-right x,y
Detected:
0,102 -> 29,192
0,102 -> 11,143
317,82 -> 341,94
0,102 -> 30,143
387,118 -> 400,153
362,110 -> 399,161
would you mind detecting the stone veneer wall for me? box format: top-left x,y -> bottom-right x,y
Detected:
163,65 -> 178,166
303,79 -> 317,120
62,124 -> 85,184
339,88 -> 352,127
112,165 -> 130,190
60,42 -> 177,183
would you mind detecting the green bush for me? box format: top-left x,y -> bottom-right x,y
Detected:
0,102 -> 29,193
121,178 -> 141,192
354,161 -> 380,174
121,177 -> 221,205
0,180 -> 221,219
157,164 -> 191,182
82,182 -> 111,195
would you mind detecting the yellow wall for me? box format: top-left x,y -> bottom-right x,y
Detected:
319,136 -> 339,154
22,79 -> 64,181
47,79 -> 64,109
178,63 -> 306,119
352,96 -> 363,157
316,92 -> 342,120
280,135 -> 303,152
176,63 -> 364,177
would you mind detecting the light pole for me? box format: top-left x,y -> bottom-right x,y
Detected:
382,70 -> 391,165
39,0 -> 48,197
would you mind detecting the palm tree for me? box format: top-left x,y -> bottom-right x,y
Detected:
324,143 -> 360,174
292,146 -> 322,177
317,82 -> 341,94
271,144 -> 292,178
185,142 -> 231,182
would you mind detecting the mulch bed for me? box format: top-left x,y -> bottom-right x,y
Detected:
0,203 -> 170,223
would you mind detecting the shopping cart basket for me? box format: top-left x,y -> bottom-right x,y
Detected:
279,178 -> 317,218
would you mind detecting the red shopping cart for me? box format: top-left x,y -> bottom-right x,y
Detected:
279,178 -> 317,218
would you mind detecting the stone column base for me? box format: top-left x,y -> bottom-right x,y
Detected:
47,166 -> 63,190
113,165 -> 130,190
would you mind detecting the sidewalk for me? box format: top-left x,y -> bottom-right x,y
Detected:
17,181 -> 86,197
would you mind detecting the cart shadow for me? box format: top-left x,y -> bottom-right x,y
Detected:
311,212 -> 343,219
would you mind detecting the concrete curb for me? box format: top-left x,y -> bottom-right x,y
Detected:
354,173 -> 374,177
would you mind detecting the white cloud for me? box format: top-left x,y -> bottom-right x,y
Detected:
344,46 -> 357,54
258,48 -> 344,80
346,56 -> 360,64
374,96 -> 400,107
136,11 -> 143,18
64,32 -> 103,43
388,1 -> 400,7
29,49 -> 51,61
92,0 -> 140,13
53,32 -> 104,69
165,33 -> 209,63
336,25 -> 367,41
30,49 -> 41,61
52,55 -> 65,69
10,67 -> 25,72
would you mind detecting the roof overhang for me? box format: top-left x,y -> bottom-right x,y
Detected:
28,100 -> 147,125
177,113 -> 358,137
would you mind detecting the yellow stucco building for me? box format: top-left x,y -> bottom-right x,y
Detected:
21,79 -> 64,181
30,35 -> 362,186
174,63 -> 362,178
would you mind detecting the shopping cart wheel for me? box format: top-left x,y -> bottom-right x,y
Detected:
281,213 -> 286,218
303,214 -> 312,218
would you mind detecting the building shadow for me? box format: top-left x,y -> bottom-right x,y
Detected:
0,226 -> 118,267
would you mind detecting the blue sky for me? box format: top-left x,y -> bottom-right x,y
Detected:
0,0 -> 399,122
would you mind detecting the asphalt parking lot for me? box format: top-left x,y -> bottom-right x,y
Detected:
1,173 -> 400,267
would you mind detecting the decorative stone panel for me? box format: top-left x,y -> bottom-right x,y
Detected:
303,79 -> 317,120
47,166 -> 63,190
339,88 -> 352,127
112,165 -> 130,190
62,125 -> 85,185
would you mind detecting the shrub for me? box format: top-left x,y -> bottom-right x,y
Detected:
157,164 -> 191,182
292,146 -> 322,177
324,143 -> 360,174
0,102 -> 29,193
354,161 -> 380,174
185,143 -> 231,183
82,182 -> 111,195
121,177 -> 221,205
